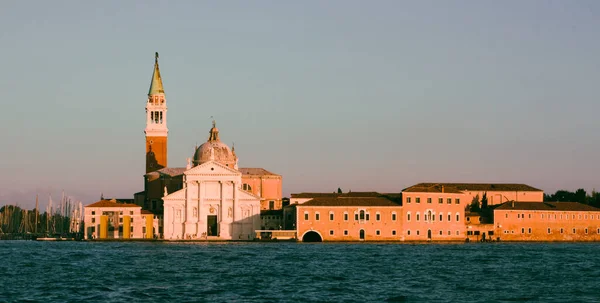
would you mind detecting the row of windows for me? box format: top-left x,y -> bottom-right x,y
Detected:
148,96 -> 164,104
406,211 -> 460,222
330,230 -> 398,236
91,217 -> 135,224
90,211 -> 135,216
503,228 -> 600,234
406,197 -> 460,204
304,210 -> 398,222
406,230 -> 461,236
509,213 -> 600,220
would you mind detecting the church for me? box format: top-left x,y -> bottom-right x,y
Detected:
134,53 -> 282,240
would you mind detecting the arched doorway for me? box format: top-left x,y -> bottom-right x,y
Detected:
302,231 -> 322,242
360,229 -> 365,240
427,229 -> 432,240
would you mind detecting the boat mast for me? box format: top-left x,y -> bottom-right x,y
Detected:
35,195 -> 39,234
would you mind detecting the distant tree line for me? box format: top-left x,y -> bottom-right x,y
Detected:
544,189 -> 600,208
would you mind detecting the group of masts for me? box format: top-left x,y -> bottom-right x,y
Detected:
0,192 -> 84,239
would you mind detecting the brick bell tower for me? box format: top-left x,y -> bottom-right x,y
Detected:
145,52 -> 168,173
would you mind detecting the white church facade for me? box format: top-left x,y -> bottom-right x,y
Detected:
162,148 -> 261,240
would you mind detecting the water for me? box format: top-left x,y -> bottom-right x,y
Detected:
1,241 -> 599,302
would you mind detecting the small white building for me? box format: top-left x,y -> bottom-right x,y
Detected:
83,199 -> 159,239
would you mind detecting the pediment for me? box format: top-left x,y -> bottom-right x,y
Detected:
237,188 -> 261,200
184,160 -> 241,177
163,188 -> 185,200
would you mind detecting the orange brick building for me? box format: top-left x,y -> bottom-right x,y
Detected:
494,202 -> 600,241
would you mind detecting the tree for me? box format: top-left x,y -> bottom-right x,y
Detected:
469,195 -> 480,212
481,192 -> 488,209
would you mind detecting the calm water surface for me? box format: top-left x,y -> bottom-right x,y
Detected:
1,241 -> 599,302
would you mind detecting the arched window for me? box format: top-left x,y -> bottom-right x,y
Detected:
304,211 -> 309,220
439,214 -> 443,221
359,210 -> 365,220
376,212 -> 381,221
329,211 -> 334,221
416,213 -> 420,221
392,212 -> 397,221
456,213 -> 460,222
407,212 -> 411,221
344,212 -> 349,221
428,211 -> 433,222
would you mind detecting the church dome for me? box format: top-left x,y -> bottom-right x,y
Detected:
192,121 -> 237,167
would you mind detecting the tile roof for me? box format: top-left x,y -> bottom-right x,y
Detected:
291,192 -> 384,199
239,167 -> 280,176
495,202 -> 600,212
156,167 -> 187,177
402,184 -> 463,193
85,200 -> 140,208
404,183 -> 542,192
300,197 -> 401,207
141,210 -> 155,215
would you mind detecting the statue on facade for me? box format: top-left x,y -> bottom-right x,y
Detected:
164,186 -> 168,197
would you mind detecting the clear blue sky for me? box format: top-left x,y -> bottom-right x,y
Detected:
1,1 -> 599,209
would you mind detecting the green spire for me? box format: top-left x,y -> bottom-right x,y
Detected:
148,52 -> 164,95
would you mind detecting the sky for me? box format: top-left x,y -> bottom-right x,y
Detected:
1,1 -> 599,209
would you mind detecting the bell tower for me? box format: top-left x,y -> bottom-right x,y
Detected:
145,52 -> 168,173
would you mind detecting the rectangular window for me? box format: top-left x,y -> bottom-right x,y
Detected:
315,213 -> 320,221
344,213 -> 348,221
344,230 -> 348,236
585,228 -> 588,234
91,211 -> 95,215
329,230 -> 334,235
376,230 -> 381,236
330,213 -> 334,221
560,228 -> 564,234
304,213 -> 308,220
447,198 -> 452,204
573,228 -> 576,234
366,214 -> 370,221
406,197 -> 411,203
547,228 -> 551,234
91,218 -> 96,223
528,214 -> 531,219
456,214 -> 459,221
392,213 -> 397,221
448,214 -> 451,221
376,213 -> 381,221
438,198 -> 443,204
439,230 -> 442,235
521,228 -> 525,234
392,230 -> 396,236
455,198 -> 460,204
407,230 -> 411,236
528,228 -> 531,234
439,214 -> 443,221
448,230 -> 451,235
416,197 -> 420,204
427,198 -> 432,204
355,214 -> 359,221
